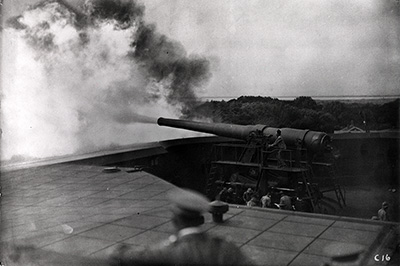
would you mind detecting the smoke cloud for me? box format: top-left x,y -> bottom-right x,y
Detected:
1,0 -> 211,161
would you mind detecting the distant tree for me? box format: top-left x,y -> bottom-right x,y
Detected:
279,105 -> 302,127
375,99 -> 399,129
322,101 -> 345,117
290,109 -> 320,130
318,112 -> 336,133
186,97 -> 399,131
293,96 -> 319,110
358,107 -> 376,131
322,101 -> 353,128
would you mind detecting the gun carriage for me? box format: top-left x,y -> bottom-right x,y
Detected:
158,117 -> 345,213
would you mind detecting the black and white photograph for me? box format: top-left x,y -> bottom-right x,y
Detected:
1,0 -> 399,265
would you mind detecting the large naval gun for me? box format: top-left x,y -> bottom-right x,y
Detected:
158,117 -> 345,213
158,117 -> 331,152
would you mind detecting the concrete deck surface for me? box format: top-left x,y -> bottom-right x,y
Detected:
1,163 -> 398,265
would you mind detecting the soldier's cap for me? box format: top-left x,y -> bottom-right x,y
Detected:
168,188 -> 211,218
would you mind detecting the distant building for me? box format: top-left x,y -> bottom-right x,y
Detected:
334,125 -> 365,134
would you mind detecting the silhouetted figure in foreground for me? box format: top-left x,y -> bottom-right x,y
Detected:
111,188 -> 254,266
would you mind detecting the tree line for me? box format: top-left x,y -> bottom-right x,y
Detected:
183,96 -> 399,133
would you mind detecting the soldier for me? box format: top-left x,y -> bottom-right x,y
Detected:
112,188 -> 254,266
242,187 -> 254,204
278,193 -> 292,211
378,201 -> 389,221
261,193 -> 272,208
226,187 -> 235,203
247,195 -> 260,207
268,129 -> 287,167
216,187 -> 228,201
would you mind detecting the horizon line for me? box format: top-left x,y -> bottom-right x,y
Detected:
197,95 -> 400,100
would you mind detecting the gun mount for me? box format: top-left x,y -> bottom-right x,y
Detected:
157,117 -> 344,214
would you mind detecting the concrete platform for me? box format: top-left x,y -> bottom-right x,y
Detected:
1,163 -> 398,265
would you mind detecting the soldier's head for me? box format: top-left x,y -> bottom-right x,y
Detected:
382,201 -> 389,210
277,129 -> 282,136
168,188 -> 210,231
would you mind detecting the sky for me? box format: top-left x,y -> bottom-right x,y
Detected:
1,0 -> 399,161
3,0 -> 400,99
142,0 -> 400,99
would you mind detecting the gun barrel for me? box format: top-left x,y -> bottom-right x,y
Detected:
158,117 -> 267,140
157,117 -> 330,152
